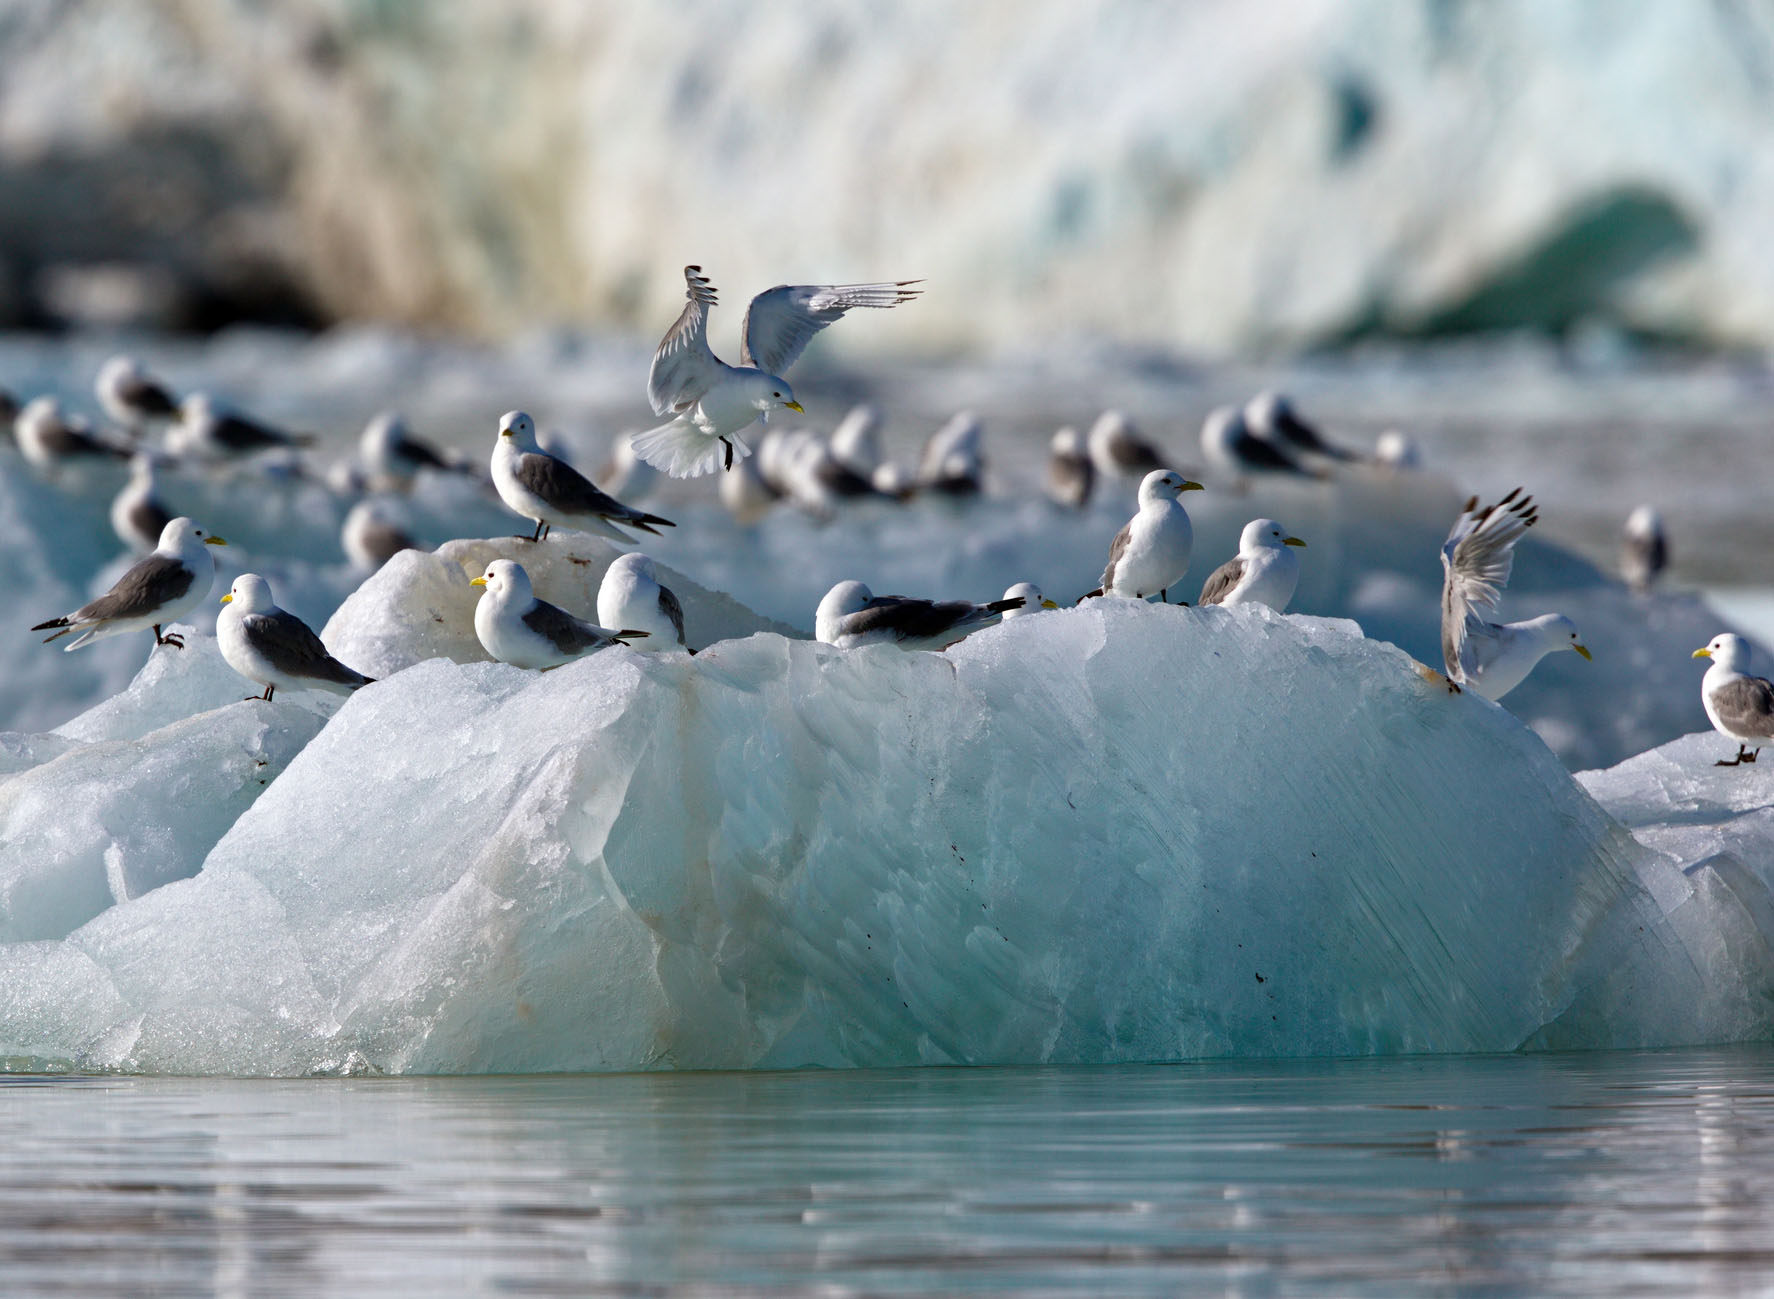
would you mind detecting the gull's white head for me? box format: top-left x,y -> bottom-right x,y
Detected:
497,411 -> 539,449
1527,613 -> 1591,661
1626,505 -> 1664,540
741,371 -> 802,417
1001,582 -> 1059,618
1200,405 -> 1245,457
99,355 -> 147,389
219,572 -> 274,613
362,411 -> 408,459
816,580 -> 874,642
1051,427 -> 1085,457
1139,469 -> 1204,506
1244,390 -> 1292,434
160,516 -> 226,554
605,551 -> 658,585
1695,633 -> 1752,672
470,558 -> 534,602
1241,518 -> 1307,552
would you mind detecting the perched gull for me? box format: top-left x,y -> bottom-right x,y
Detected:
872,461 -> 916,499
96,355 -> 180,432
829,404 -> 883,478
360,410 -> 452,489
637,265 -> 919,477
816,580 -> 1022,650
471,559 -> 646,669
1197,519 -> 1306,611
598,552 -> 688,652
1081,469 -> 1204,602
492,410 -> 675,543
784,437 -> 886,514
32,516 -> 224,650
1440,491 -> 1590,699
1374,429 -> 1422,470
15,396 -> 130,468
1087,410 -> 1165,478
1046,428 -> 1095,509
917,412 -> 984,495
1000,582 -> 1059,619
342,498 -> 418,572
111,452 -> 175,554
219,574 -> 375,701
1693,635 -> 1774,766
1621,505 -> 1668,594
170,392 -> 313,458
1200,405 -> 1314,480
1244,392 -> 1359,464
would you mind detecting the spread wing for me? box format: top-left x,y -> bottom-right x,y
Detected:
1197,557 -> 1246,607
658,584 -> 686,645
1441,490 -> 1536,677
647,266 -> 725,416
522,600 -> 614,655
740,281 -> 921,376
245,610 -> 370,686
1712,675 -> 1774,740
75,554 -> 195,623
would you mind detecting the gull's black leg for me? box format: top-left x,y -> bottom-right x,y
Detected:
722,437 -> 734,471
154,624 -> 185,649
1717,745 -> 1748,767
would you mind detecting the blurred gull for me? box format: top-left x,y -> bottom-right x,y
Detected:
1244,391 -> 1359,464
170,392 -> 313,459
638,265 -> 920,477
1692,634 -> 1774,766
360,410 -> 452,490
917,412 -> 984,495
829,404 -> 883,478
15,396 -> 131,468
342,498 -> 418,572
1374,429 -> 1422,470
1621,505 -> 1668,593
219,573 -> 374,702
598,552 -> 689,652
491,410 -> 675,544
32,516 -> 224,651
1046,427 -> 1095,509
96,355 -> 180,433
111,452 -> 175,554
816,580 -> 1022,650
1082,469 -> 1203,602
1197,519 -> 1307,612
471,559 -> 646,669
1087,410 -> 1164,478
1440,491 -> 1590,699
785,436 -> 886,515
1200,405 -> 1314,481
1001,582 -> 1059,618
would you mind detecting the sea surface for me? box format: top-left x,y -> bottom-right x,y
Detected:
4,1047 -> 1774,1296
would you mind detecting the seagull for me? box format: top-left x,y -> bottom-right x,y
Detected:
169,392 -> 314,459
816,580 -> 1022,650
470,559 -> 647,669
96,355 -> 180,432
1087,410 -> 1165,478
1079,469 -> 1204,602
784,437 -> 888,514
359,410 -> 453,489
829,404 -> 883,479
1045,428 -> 1095,509
636,265 -> 920,477
598,552 -> 689,652
1440,491 -> 1591,699
1197,519 -> 1307,611
1000,582 -> 1059,619
1621,505 -> 1668,594
31,516 -> 225,650
218,573 -> 376,701
111,452 -> 176,554
1200,405 -> 1314,480
1244,391 -> 1359,464
491,411 -> 675,543
14,396 -> 131,468
917,412 -> 984,495
1693,634 -> 1774,766
342,498 -> 418,571
1374,429 -> 1422,470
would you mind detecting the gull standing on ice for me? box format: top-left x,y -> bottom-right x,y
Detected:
471,559 -> 647,669
170,392 -> 313,459
1621,505 -> 1668,594
1080,469 -> 1203,602
15,396 -> 130,468
342,498 -> 418,571
1200,405 -> 1314,480
1693,634 -> 1774,766
96,355 -> 180,433
1197,519 -> 1307,611
492,411 -> 675,543
360,411 -> 453,489
32,516 -> 225,650
816,581 -> 1023,650
598,552 -> 688,652
1046,428 -> 1095,509
637,265 -> 920,477
1087,410 -> 1165,478
1244,392 -> 1359,464
111,452 -> 175,554
1000,582 -> 1059,619
917,412 -> 984,495
219,574 -> 375,701
1440,491 -> 1590,699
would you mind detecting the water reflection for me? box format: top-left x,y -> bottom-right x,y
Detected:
2,1049 -> 1773,1294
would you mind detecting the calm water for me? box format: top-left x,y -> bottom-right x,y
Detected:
3,1049 -> 1774,1296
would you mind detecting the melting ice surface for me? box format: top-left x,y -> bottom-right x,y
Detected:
1,587 -> 1771,1076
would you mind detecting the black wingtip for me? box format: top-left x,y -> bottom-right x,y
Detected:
1461,495 -> 1478,514
617,628 -> 651,641
30,617 -> 68,632
1075,588 -> 1104,605
985,597 -> 1025,614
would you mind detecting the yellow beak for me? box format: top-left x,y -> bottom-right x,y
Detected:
1040,598 -> 1059,610
783,400 -> 805,413
1180,480 -> 1205,493
219,593 -> 232,604
205,536 -> 227,546
499,428 -> 513,438
1283,537 -> 1306,548
1574,644 -> 1593,661
1693,647 -> 1713,659
469,576 -> 487,588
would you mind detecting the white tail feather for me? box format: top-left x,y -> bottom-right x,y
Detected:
630,420 -> 752,479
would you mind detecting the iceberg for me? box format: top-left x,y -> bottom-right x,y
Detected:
0,602 -> 1766,1076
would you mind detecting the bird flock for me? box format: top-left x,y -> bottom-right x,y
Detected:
7,263 -> 1739,764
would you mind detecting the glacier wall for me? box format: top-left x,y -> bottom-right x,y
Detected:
0,602 -> 1766,1076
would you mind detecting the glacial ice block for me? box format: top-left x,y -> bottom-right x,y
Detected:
0,601 -> 1758,1076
